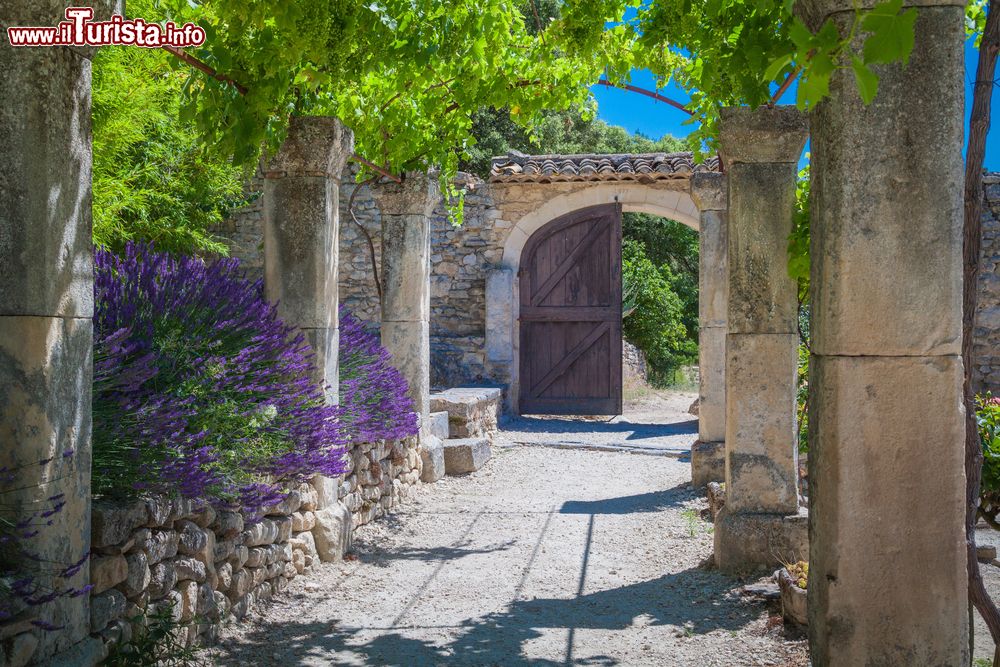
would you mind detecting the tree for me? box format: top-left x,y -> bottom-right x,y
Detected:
964,0 -> 1000,660
149,0 -> 600,203
92,14 -> 246,255
461,106 -> 685,177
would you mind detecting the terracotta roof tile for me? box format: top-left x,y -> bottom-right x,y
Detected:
489,151 -> 719,183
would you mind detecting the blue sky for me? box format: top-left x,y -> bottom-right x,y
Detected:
593,38 -> 1000,170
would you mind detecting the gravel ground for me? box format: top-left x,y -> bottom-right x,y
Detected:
206,391 -> 808,666
974,527 -> 1000,663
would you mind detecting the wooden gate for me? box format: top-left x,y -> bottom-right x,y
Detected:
518,203 -> 623,415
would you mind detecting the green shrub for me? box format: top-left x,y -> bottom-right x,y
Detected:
91,5 -> 246,256
621,240 -> 693,387
977,395 -> 1000,529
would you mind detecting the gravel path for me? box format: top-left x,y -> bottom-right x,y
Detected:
207,391 -> 808,666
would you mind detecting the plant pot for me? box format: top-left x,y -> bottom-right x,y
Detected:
776,567 -> 808,626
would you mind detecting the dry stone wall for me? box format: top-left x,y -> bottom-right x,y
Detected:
84,436 -> 420,661
975,173 -> 1000,395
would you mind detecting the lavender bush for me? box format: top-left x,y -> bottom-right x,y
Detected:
93,243 -> 348,515
337,307 -> 418,443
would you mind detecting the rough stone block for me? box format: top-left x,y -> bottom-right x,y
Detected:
90,589 -> 126,634
312,503 -> 353,562
443,437 -> 492,475
718,105 -> 808,165
138,530 -> 179,565
5,632 -> 38,667
92,500 -> 149,549
809,353 -> 967,665
122,551 -> 151,598
725,333 -> 799,514
263,175 -> 338,330
91,555 -> 129,595
380,213 -> 431,322
485,268 -> 515,362
0,45 -> 94,318
698,326 -> 726,443
688,169 -> 723,207
265,116 -> 352,177
706,481 -> 726,520
427,411 -> 450,440
381,319 -> 430,417
174,557 -> 207,583
691,441 -> 725,489
713,506 -> 808,574
311,474 -> 339,510
807,8 -> 963,359
420,434 -> 446,482
698,210 -> 728,328
430,387 -> 502,438
726,162 -> 799,334
147,561 -> 177,600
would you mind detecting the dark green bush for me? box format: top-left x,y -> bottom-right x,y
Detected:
621,240 -> 693,386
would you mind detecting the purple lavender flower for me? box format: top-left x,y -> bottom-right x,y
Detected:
93,242 -> 350,515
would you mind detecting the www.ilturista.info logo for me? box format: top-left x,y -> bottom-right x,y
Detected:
6,7 -> 205,48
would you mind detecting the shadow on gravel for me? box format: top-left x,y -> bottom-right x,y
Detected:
559,484 -> 690,515
506,416 -> 698,443
209,565 -> 760,667
355,540 -> 518,567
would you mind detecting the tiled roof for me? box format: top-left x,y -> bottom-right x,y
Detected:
489,151 -> 720,183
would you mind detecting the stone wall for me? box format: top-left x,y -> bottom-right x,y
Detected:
219,166 -> 505,389
975,173 -> 1000,395
217,165 -> 704,403
82,436 -> 420,661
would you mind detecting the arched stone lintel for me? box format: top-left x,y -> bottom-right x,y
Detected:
499,183 -> 700,271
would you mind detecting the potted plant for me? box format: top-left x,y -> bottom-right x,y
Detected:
776,561 -> 808,626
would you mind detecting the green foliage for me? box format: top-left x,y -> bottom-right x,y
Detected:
544,0 -> 920,155
623,212 -> 699,340
106,605 -> 199,667
621,239 -> 693,387
150,0 -> 598,211
968,0 -> 989,46
977,395 -> 1000,529
796,342 -> 809,453
462,107 -> 685,177
788,162 -> 811,303
92,8 -> 246,255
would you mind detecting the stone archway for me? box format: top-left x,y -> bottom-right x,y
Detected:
495,181 -> 701,416
485,154 -> 715,426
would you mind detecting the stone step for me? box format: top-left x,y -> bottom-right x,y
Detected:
430,386 -> 502,439
427,411 -> 450,441
420,435 -> 446,483
442,437 -> 492,475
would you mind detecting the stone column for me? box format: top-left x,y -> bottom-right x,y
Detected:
373,172 -> 445,481
799,1 -> 968,662
713,106 -> 808,572
0,2 -> 114,662
690,172 -> 728,488
374,173 -> 440,421
263,117 -> 353,405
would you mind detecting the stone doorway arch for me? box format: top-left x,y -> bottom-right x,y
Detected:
486,153 -> 714,419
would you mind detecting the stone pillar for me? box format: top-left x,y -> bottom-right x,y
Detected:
690,172 -> 728,488
0,2 -> 115,662
799,0 -> 968,662
374,173 -> 440,425
263,117 -> 353,404
713,106 -> 808,572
